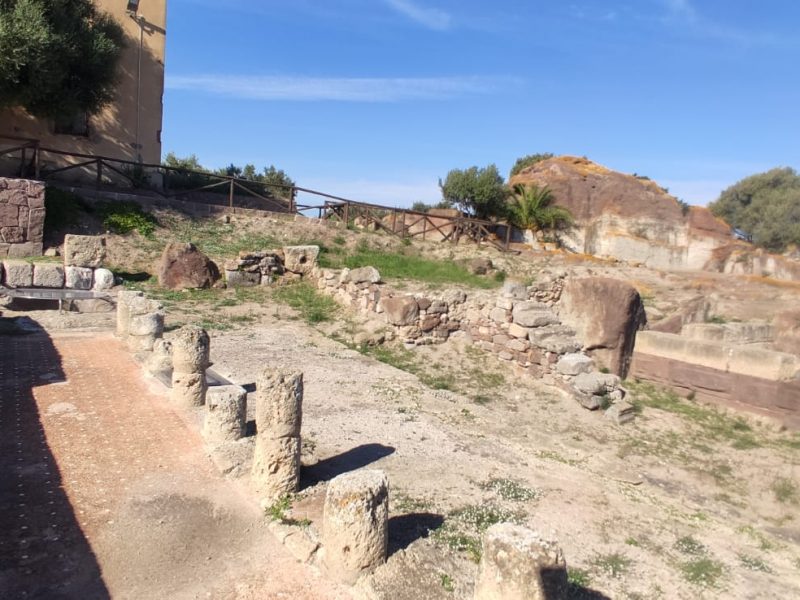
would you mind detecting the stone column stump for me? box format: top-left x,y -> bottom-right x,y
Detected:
474,523 -> 568,600
116,290 -> 143,337
170,325 -> 209,407
203,385 -> 247,445
251,369 -> 303,502
322,469 -> 389,584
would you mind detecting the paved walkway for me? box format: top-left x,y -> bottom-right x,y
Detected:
0,328 -> 349,600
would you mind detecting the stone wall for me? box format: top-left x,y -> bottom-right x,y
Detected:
0,177 -> 44,258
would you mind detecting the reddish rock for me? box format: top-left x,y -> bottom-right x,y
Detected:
380,296 -> 419,326
157,242 -> 220,290
558,277 -> 647,377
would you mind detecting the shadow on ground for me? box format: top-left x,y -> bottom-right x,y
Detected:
388,512 -> 445,556
301,443 -> 395,486
0,317 -> 109,598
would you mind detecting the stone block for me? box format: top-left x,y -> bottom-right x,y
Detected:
474,523 -> 567,600
252,436 -> 301,502
93,268 -> 115,290
32,263 -> 65,288
512,301 -> 559,328
63,234 -> 106,268
508,322 -> 529,339
171,371 -> 207,407
605,401 -> 636,425
380,296 -> 419,326
65,266 -> 93,290
323,469 -> 389,584
2,260 -> 32,287
7,242 -> 43,258
489,307 -> 509,324
572,372 -> 620,395
556,353 -> 594,376
225,269 -> 261,287
283,245 -> 320,275
347,266 -> 381,284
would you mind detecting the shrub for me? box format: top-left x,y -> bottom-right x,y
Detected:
95,201 -> 157,237
509,153 -> 554,177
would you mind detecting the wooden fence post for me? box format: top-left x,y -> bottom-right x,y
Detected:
229,178 -> 234,208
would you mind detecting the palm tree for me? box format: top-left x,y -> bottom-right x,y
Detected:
507,183 -> 573,245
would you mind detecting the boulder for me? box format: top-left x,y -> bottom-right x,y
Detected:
347,266 -> 381,284
63,234 -> 106,268
572,372 -> 620,395
157,242 -> 220,290
380,296 -> 419,326
32,263 -> 65,288
558,277 -> 647,377
65,266 -> 92,290
93,268 -> 115,291
283,245 -> 320,275
556,353 -> 594,376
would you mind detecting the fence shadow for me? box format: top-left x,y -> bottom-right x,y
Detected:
0,319 -> 109,598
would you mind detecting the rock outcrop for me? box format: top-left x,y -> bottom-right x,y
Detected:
557,277 -> 647,377
157,242 -> 220,290
510,156 -> 732,270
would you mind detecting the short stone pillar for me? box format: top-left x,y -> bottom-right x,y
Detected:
322,469 -> 389,584
170,325 -> 209,407
474,523 -> 568,600
203,385 -> 247,445
251,369 -> 302,502
119,293 -> 164,352
116,290 -> 143,337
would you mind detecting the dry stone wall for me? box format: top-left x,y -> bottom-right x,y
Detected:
0,177 -> 44,258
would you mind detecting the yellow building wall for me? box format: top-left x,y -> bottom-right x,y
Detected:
0,0 -> 167,169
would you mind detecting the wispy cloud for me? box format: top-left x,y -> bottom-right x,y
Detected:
383,0 -> 452,31
166,74 -> 513,102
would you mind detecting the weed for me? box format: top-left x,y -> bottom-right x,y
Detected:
481,478 -> 540,502
448,504 -> 520,533
472,395 -> 492,405
439,573 -> 454,592
96,201 -> 157,237
267,495 -> 292,521
567,567 -> 591,587
432,528 -> 482,562
738,554 -> 772,573
625,537 -> 640,547
272,282 -> 339,323
592,552 -> 631,578
493,270 -> 507,283
680,557 -> 725,588
737,525 -> 775,551
675,536 -> 706,556
333,234 -> 346,245
392,493 -> 432,513
772,477 -> 798,504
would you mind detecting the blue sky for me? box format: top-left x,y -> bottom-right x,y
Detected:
162,0 -> 799,208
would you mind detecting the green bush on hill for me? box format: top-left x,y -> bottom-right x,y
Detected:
709,167 -> 800,252
509,153 -> 554,177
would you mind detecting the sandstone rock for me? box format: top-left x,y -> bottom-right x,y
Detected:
116,290 -> 144,336
63,234 -> 106,268
774,310 -> 800,356
381,296 -> 419,326
441,289 -> 467,305
540,335 -> 582,354
225,269 -> 260,287
556,353 -> 594,376
572,372 -> 620,395
347,266 -> 381,284
283,245 -> 320,275
323,469 -> 389,584
605,401 -> 636,425
157,242 -> 220,290
64,266 -> 92,290
474,523 -> 568,600
558,277 -> 647,377
255,369 -> 303,439
512,301 -> 559,328
502,280 -> 528,300
171,325 -> 210,373
252,436 -> 301,502
32,263 -> 65,288
3,260 -> 32,287
204,385 -> 247,444
92,268 -> 115,291
146,339 -> 173,375
469,257 -> 493,275
128,312 -> 164,337
489,307 -> 509,324
171,371 -> 207,407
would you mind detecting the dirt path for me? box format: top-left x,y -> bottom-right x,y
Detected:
0,328 -> 351,600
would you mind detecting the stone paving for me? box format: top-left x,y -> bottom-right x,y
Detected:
0,328 -> 349,600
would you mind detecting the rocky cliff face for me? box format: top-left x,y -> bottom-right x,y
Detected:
510,156 -> 732,270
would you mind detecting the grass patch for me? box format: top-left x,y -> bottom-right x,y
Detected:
675,536 -> 706,556
680,557 -> 725,588
738,554 -> 772,573
772,477 -> 798,504
272,282 -> 339,323
96,201 -> 158,237
439,573 -> 454,592
592,552 -> 631,578
432,503 -> 522,563
628,381 -> 762,450
480,478 -> 540,502
343,249 -> 499,289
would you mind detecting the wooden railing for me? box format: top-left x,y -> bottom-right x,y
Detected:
0,134 -> 516,252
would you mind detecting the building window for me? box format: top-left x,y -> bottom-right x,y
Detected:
54,112 -> 89,137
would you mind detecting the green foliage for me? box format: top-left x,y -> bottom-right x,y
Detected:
509,153 -> 554,177
96,201 -> 157,237
43,187 -> 89,232
439,164 -> 507,220
273,282 -> 339,323
0,0 -> 123,119
480,478 -> 540,502
709,167 -> 800,252
680,557 -> 725,588
439,574 -> 454,592
675,536 -> 707,556
507,184 -> 573,234
591,552 -> 631,578
771,477 -> 798,504
343,249 -> 500,289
